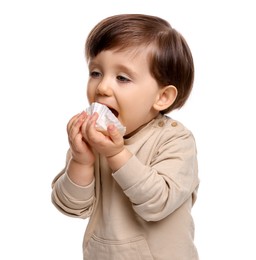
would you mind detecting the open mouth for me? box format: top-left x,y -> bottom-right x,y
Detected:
108,107 -> 119,118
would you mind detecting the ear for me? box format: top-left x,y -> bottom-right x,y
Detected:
153,85 -> 178,112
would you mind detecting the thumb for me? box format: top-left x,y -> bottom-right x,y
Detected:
107,124 -> 123,144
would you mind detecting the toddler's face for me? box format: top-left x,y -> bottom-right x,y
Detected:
87,49 -> 161,136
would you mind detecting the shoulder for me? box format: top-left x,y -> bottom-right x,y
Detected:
151,114 -> 197,150
154,114 -> 193,137
150,115 -> 198,163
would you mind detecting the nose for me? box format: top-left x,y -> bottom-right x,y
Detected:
96,78 -> 113,96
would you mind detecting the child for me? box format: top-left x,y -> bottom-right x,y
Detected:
51,14 -> 199,260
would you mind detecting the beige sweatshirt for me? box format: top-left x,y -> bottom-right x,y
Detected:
52,114 -> 199,260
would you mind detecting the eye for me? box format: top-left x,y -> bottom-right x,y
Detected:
116,75 -> 131,83
90,71 -> 101,78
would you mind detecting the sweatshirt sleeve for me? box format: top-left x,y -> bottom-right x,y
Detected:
51,150 -> 95,219
112,126 -> 199,222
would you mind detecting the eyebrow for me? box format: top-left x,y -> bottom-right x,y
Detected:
87,60 -> 99,69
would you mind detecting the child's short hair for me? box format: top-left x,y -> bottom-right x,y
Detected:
85,14 -> 194,113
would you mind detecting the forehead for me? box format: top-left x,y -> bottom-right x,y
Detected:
89,44 -> 154,63
89,47 -> 150,67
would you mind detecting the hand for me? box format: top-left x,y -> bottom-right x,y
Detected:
67,111 -> 95,166
82,112 -> 125,159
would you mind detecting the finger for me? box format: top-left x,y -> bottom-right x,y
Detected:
68,114 -> 88,150
81,112 -> 95,140
68,111 -> 87,137
70,132 -> 86,152
85,112 -> 106,144
85,112 -> 99,134
67,112 -> 81,132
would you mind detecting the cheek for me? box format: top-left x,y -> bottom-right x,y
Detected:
86,86 -> 95,103
121,102 -> 143,123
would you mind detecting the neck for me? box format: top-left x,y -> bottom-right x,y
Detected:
124,114 -> 160,139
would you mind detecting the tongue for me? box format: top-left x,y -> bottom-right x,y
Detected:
109,108 -> 118,118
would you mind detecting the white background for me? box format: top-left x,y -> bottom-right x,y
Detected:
0,0 -> 255,259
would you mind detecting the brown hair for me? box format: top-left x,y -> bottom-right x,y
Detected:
85,14 -> 194,113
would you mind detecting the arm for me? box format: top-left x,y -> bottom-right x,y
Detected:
51,112 -> 96,218
112,128 -> 199,222
51,167 -> 95,218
